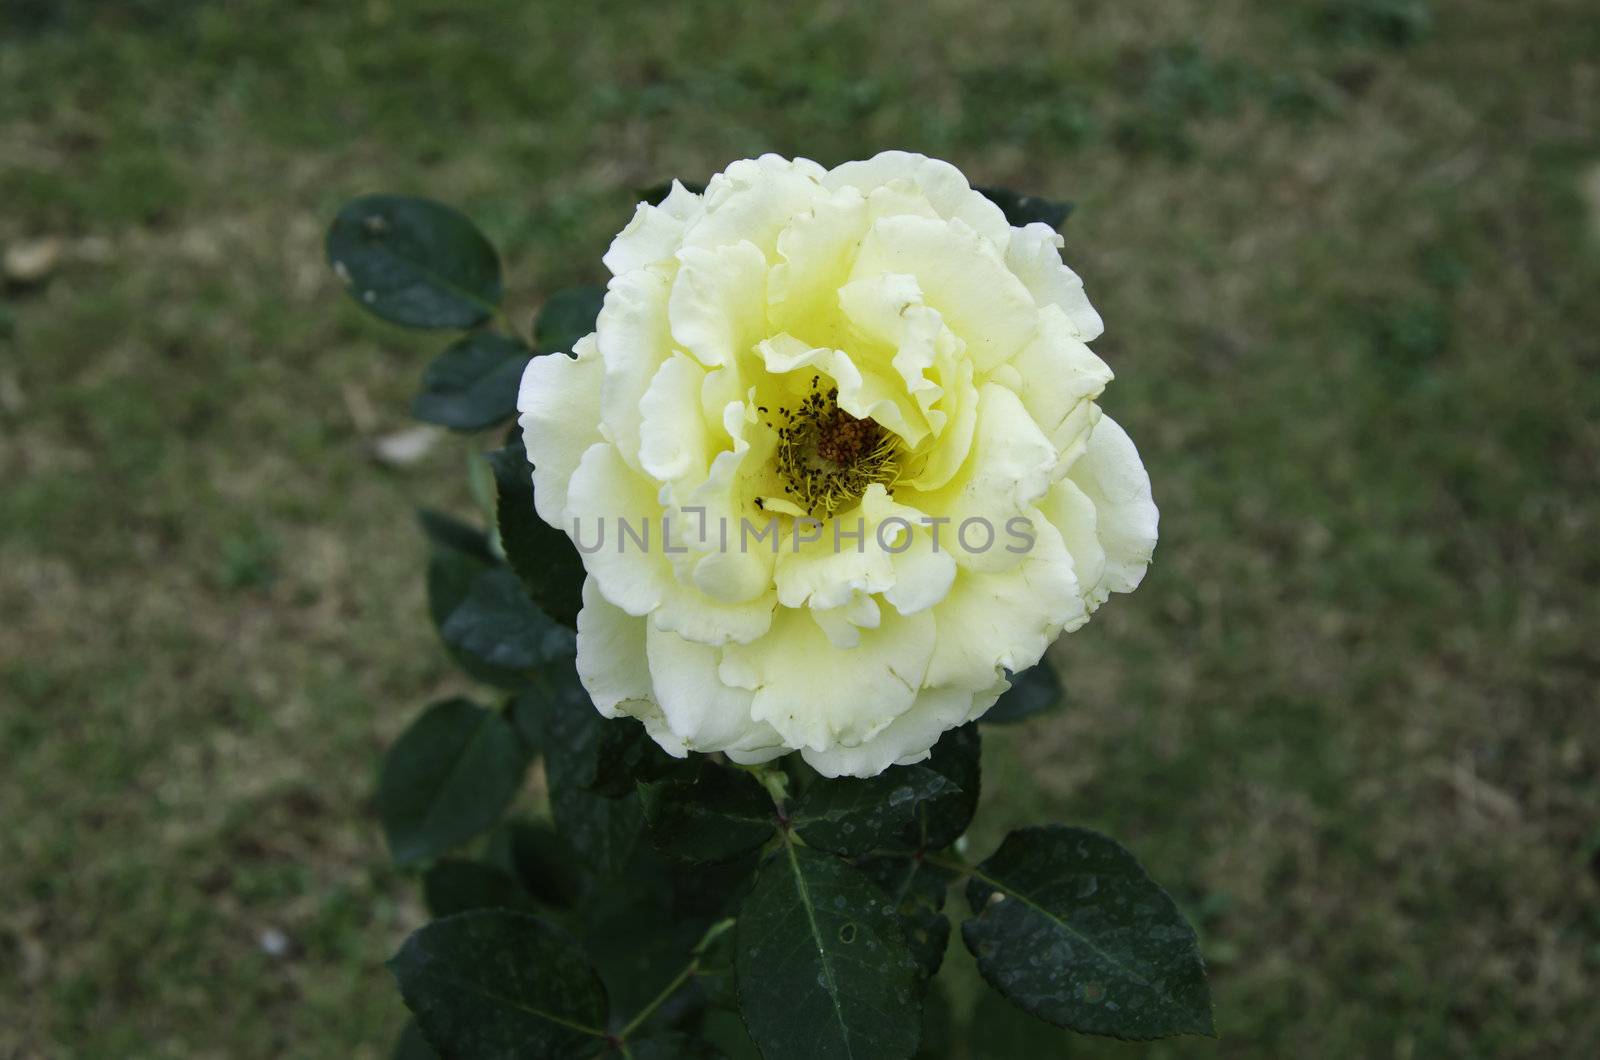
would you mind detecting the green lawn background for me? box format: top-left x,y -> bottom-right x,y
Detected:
2,0 -> 1598,1056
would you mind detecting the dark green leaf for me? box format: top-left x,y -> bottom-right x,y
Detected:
900,903 -> 950,984
488,437 -> 585,629
640,767 -> 777,862
440,566 -> 576,672
794,767 -> 956,857
534,286 -> 606,354
485,819 -> 587,909
974,186 -> 1075,230
961,826 -> 1214,1040
393,1018 -> 439,1060
417,508 -> 494,564
673,850 -> 761,919
594,715 -> 694,797
910,724 -> 981,850
982,664 -> 1063,724
389,910 -> 608,1057
506,687 -> 546,755
623,1032 -> 726,1059
735,844 -> 923,1060
552,778 -> 643,879
857,855 -> 954,981
411,333 -> 530,431
539,663 -> 607,788
579,845 -> 724,1020
378,699 -> 531,866
542,668 -> 643,875
699,1011 -> 762,1060
327,195 -> 502,329
424,525 -> 526,689
422,858 -> 529,917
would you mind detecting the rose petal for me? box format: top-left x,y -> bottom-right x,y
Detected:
1064,412 -> 1159,598
518,334 -> 604,526
1005,222 -> 1105,341
598,263 -> 676,472
603,180 -> 705,276
645,624 -> 783,753
825,150 -> 1011,249
576,576 -> 652,718
925,510 -> 1084,690
720,604 -> 935,751
800,682 -> 1001,779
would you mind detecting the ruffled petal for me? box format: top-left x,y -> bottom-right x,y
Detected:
848,215 -> 1038,372
719,605 -> 936,751
833,271 -> 986,493
835,272 -> 964,433
517,334 -> 604,526
683,154 -> 828,260
824,151 -> 1011,250
754,335 -> 927,446
602,180 -> 706,276
800,682 -> 1001,778
637,352 -> 712,485
681,399 -> 777,605
767,186 -> 868,350
1064,412 -> 1159,597
567,441 -> 777,643
1038,476 -> 1105,610
1004,222 -> 1104,341
772,485 -> 954,615
575,576 -> 652,718
1006,304 -> 1113,467
669,241 -> 769,369
565,441 -> 673,616
925,510 -> 1085,690
644,624 -> 783,753
909,383 -> 1057,571
597,263 -> 676,471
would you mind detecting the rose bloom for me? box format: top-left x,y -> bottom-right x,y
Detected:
519,152 -> 1156,777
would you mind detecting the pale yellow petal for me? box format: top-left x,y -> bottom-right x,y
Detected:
720,604 -> 936,751
597,263 -> 675,471
517,334 -> 603,526
602,180 -> 705,276
644,624 -> 783,753
1005,221 -> 1104,341
669,241 -> 769,368
824,151 -> 1010,249
575,576 -> 652,719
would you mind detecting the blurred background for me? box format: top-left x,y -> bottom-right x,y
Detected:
3,0 -> 1597,1056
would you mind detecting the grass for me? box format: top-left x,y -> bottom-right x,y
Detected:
3,0 -> 1599,1056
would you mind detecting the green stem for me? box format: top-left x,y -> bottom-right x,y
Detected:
618,958 -> 699,1040
737,760 -> 791,810
692,916 -> 736,956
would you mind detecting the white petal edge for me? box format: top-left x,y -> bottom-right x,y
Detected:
517,334 -> 604,527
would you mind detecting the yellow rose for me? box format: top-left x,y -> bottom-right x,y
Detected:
518,152 -> 1156,777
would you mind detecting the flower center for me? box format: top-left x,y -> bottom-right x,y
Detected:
769,375 -> 898,519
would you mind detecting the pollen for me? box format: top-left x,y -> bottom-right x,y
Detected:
772,376 -> 899,519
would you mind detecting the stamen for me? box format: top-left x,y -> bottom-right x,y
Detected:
772,375 -> 899,519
